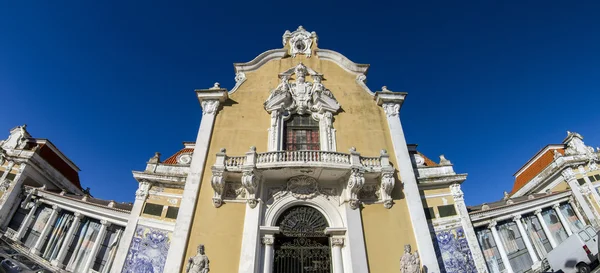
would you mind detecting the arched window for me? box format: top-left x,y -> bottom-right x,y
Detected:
273,206 -> 331,272
283,115 -> 320,151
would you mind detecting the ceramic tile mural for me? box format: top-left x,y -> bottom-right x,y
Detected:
122,225 -> 171,273
435,227 -> 477,273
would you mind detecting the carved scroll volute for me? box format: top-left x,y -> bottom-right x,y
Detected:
242,169 -> 259,208
211,168 -> 226,208
380,171 -> 395,209
347,168 -> 365,209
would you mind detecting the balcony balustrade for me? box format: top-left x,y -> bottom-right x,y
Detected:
214,147 -> 389,172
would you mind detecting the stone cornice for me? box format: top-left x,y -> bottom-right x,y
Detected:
417,174 -> 467,190
132,171 -> 187,188
469,191 -> 571,226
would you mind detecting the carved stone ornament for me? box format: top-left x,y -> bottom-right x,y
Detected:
264,63 -> 340,115
358,184 -> 379,200
0,179 -> 11,192
561,168 -> 576,181
347,168 -> 365,209
135,181 -> 152,199
210,168 -> 225,208
400,244 -> 420,273
186,244 -> 209,273
286,175 -> 320,200
177,153 -> 192,165
282,26 -> 317,57
242,169 -> 258,208
589,161 -> 598,171
481,203 -> 490,211
223,182 -> 246,199
201,100 -> 220,116
331,237 -> 344,247
413,154 -> 425,167
262,236 -> 274,245
449,183 -> 464,201
382,103 -> 400,117
380,172 -> 395,208
0,148 -> 6,165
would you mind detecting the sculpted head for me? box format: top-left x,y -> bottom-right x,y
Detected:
198,244 -> 205,254
404,244 -> 411,254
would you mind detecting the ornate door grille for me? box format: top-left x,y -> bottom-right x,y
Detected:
273,206 -> 332,273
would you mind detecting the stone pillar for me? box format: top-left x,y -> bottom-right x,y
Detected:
563,168 -> 598,226
0,161 -> 14,182
513,215 -> 539,265
569,197 -> 586,225
163,87 -> 227,273
535,209 -> 557,248
579,166 -> 600,207
331,237 -> 345,273
450,184 -> 489,273
109,181 -> 150,273
82,220 -> 110,273
14,199 -> 41,240
262,235 -> 275,273
31,205 -> 60,255
553,204 -> 573,236
489,221 -> 513,273
0,163 -> 28,224
51,212 -> 83,268
375,92 -> 440,272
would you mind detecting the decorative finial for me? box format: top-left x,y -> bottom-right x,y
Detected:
249,146 -> 256,152
297,25 -> 304,31
439,155 -> 452,165
503,191 -> 510,200
210,82 -> 221,89
219,148 -> 226,153
380,149 -> 388,156
481,203 -> 490,210
382,86 -> 392,93
350,147 -> 357,153
149,152 -> 161,164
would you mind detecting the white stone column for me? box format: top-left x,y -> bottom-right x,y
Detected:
553,204 -> 572,236
375,93 -> 440,272
0,161 -> 14,181
109,181 -> 150,273
14,199 -> 41,240
513,215 -> 539,264
569,197 -> 587,224
488,221 -> 514,273
579,166 -> 600,206
51,212 -> 83,268
163,88 -> 227,273
535,209 -> 557,248
31,205 -> 60,255
262,235 -> 275,273
331,237 -> 345,273
563,168 -> 598,225
450,184 -> 489,273
82,220 -> 110,273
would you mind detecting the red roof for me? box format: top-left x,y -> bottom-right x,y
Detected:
511,148 -> 564,194
163,148 -> 194,164
36,144 -> 82,190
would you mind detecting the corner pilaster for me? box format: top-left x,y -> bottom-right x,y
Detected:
163,83 -> 228,273
374,89 -> 441,273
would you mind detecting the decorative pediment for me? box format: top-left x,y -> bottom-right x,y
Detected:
264,63 -> 340,115
282,26 -> 317,58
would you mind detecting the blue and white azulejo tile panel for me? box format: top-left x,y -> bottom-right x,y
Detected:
122,225 -> 171,273
436,227 -> 477,273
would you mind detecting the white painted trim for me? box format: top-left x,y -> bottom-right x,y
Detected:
421,193 -> 452,199
148,191 -> 182,198
264,195 -> 343,227
233,49 -> 287,74
110,195 -> 146,273
38,199 -> 128,227
238,202 -> 263,273
137,217 -> 176,232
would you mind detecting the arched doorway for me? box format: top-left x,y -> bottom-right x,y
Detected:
273,206 -> 332,273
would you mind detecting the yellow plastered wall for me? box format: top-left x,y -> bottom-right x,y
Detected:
184,50 -> 415,272
551,181 -> 570,192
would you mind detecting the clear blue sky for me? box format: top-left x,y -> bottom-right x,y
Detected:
1,1 -> 599,206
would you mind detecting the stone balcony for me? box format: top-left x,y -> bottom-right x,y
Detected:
216,147 -> 387,173
210,147 -> 397,209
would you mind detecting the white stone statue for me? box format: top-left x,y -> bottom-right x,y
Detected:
186,244 -> 209,273
400,244 -> 420,273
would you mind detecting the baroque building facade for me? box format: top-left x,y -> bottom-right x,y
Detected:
108,26 -> 482,273
2,27 -> 597,273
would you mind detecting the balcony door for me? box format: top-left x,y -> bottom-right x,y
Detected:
284,115 -> 320,151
